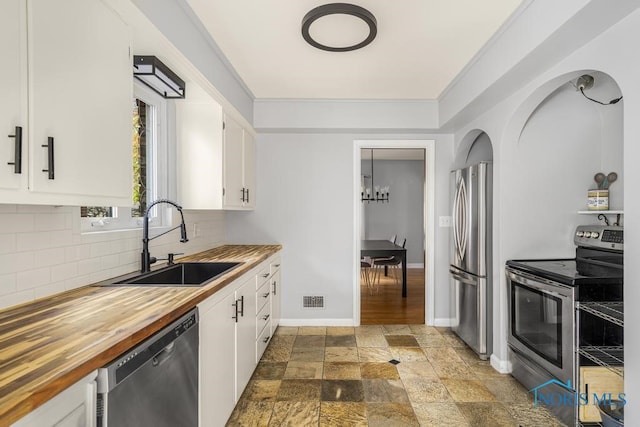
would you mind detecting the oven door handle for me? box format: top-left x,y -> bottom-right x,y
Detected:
506,269 -> 572,299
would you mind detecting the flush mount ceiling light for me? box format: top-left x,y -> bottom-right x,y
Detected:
133,55 -> 185,99
302,3 -> 377,52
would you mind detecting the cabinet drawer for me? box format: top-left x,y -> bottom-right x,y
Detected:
256,300 -> 270,339
269,257 -> 281,276
256,264 -> 270,290
256,279 -> 271,314
256,319 -> 272,363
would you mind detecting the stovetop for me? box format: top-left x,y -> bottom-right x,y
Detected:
506,258 -> 623,286
506,225 -> 624,287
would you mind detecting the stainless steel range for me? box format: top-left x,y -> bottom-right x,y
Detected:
506,225 -> 623,425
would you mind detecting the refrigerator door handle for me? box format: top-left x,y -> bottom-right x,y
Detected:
455,178 -> 468,262
449,267 -> 478,286
452,178 -> 460,257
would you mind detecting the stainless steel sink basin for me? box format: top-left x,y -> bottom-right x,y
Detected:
112,262 -> 242,286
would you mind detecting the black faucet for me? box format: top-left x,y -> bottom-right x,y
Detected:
141,199 -> 189,273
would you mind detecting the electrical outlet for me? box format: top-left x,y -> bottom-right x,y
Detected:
439,216 -> 452,227
192,223 -> 199,238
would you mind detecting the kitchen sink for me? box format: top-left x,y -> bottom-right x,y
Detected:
112,262 -> 242,286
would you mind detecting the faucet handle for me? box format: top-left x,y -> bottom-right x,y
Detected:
168,253 -> 184,265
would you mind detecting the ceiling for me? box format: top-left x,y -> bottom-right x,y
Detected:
184,0 -> 523,100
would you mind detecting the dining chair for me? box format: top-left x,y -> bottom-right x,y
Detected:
372,238 -> 406,287
360,259 -> 375,294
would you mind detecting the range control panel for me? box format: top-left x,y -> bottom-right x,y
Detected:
575,225 -> 623,251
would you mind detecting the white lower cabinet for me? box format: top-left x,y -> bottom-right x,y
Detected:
198,290 -> 236,427
198,253 -> 281,426
235,276 -> 257,398
12,371 -> 97,427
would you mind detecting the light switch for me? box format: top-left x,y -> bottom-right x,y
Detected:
439,216 -> 452,227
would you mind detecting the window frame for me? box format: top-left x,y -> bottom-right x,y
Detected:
81,82 -> 170,233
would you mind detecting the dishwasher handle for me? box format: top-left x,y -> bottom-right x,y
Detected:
152,342 -> 176,367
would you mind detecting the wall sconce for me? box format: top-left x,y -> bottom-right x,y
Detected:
133,55 -> 185,99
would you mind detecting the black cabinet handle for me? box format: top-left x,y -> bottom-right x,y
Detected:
241,188 -> 246,203
7,126 -> 22,174
232,300 -> 238,322
261,273 -> 269,278
263,336 -> 270,343
262,314 -> 270,321
42,137 -> 54,179
239,294 -> 245,317
262,292 -> 270,298
272,280 -> 277,295
246,188 -> 250,204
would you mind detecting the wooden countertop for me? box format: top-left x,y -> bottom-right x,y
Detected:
0,244 -> 281,426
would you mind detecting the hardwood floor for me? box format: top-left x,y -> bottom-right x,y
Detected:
360,267 -> 425,324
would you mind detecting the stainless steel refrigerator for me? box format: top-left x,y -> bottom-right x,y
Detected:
450,162 -> 492,359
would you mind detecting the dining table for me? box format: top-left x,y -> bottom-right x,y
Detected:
361,240 -> 408,297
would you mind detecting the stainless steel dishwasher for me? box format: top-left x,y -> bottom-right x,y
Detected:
96,308 -> 198,427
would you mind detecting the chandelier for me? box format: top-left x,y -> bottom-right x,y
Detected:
361,148 -> 389,203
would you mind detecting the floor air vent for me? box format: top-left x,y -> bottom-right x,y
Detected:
303,295 -> 324,309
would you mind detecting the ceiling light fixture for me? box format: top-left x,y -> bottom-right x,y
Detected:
302,3 -> 377,52
133,55 -> 186,99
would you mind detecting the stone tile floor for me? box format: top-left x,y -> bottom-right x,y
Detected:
227,325 -> 565,426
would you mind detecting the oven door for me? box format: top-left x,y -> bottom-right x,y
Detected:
506,267 -> 574,381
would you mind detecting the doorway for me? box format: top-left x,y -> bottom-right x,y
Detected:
353,140 -> 436,326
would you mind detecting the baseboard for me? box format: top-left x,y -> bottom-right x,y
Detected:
407,263 -> 425,268
433,317 -> 454,327
279,318 -> 355,327
490,353 -> 512,374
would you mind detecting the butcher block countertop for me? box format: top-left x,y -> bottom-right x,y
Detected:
0,244 -> 281,426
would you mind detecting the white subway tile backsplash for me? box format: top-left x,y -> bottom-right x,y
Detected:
0,289 -> 34,310
101,254 -> 120,270
34,248 -> 66,268
0,206 -> 226,309
35,213 -> 69,231
0,273 -> 17,296
65,245 -> 91,262
51,262 -> 78,283
17,267 -> 51,290
90,241 -> 112,258
34,281 -> 67,299
50,230 -> 74,247
78,258 -> 102,276
0,234 -> 17,255
0,214 -> 35,234
0,205 -> 18,214
16,232 -> 52,252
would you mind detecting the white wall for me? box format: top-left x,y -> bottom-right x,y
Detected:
0,206 -> 225,309
226,133 -> 453,324
446,8 -> 638,420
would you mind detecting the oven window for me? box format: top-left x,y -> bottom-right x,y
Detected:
512,282 -> 563,367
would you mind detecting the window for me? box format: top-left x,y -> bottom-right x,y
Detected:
81,84 -> 169,232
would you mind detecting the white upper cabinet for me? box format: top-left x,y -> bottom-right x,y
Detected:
0,0 -> 132,206
0,0 -> 27,192
177,100 -> 224,210
177,97 -> 256,210
223,114 -> 255,210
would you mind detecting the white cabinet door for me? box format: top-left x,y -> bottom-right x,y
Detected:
243,131 -> 256,209
271,269 -> 281,330
223,115 -> 245,209
177,100 -> 224,209
199,292 -> 236,427
28,0 -> 132,204
12,371 -> 97,427
0,0 -> 27,192
235,277 -> 257,398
